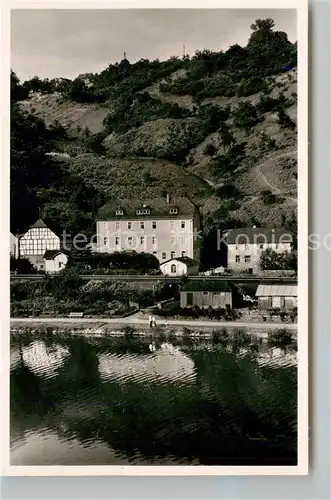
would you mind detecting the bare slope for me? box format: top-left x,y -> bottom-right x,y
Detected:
20,92 -> 108,134
65,154 -> 211,202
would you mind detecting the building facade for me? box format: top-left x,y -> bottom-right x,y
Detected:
43,250 -> 68,273
10,233 -> 19,259
96,196 -> 201,263
224,227 -> 293,274
19,219 -> 61,271
180,280 -> 233,309
160,257 -> 199,277
256,284 -> 297,312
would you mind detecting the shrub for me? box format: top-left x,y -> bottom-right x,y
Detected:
10,256 -> 37,274
142,169 -> 154,184
261,189 -> 277,205
233,101 -> 264,132
215,184 -> 242,199
277,110 -> 296,130
204,143 -> 217,157
268,329 -> 293,348
231,329 -> 251,349
259,132 -> 277,152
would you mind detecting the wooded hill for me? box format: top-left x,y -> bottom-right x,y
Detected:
11,18 -> 297,265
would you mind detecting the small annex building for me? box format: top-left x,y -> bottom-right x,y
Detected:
180,280 -> 235,309
10,232 -> 19,259
255,284 -> 297,311
43,250 -> 69,274
160,256 -> 200,277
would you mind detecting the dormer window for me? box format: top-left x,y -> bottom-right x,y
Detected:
136,208 -> 151,215
169,208 -> 178,215
116,209 -> 124,216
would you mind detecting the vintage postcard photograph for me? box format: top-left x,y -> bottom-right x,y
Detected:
4,1 -> 308,475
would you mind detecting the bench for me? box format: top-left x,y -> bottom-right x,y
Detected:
68,312 -> 84,318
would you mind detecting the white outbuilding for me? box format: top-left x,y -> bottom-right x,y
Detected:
43,250 -> 69,274
160,256 -> 199,277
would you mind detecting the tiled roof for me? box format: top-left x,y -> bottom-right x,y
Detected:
225,227 -> 293,245
256,285 -> 298,297
28,218 -> 62,237
30,219 -> 49,229
43,250 -> 66,260
181,280 -> 233,292
97,197 -> 196,220
161,256 -> 200,266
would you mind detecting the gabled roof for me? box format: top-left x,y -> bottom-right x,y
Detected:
181,280 -> 233,292
256,285 -> 298,297
43,250 -> 67,260
161,256 -> 200,266
225,227 -> 293,245
97,197 -> 196,220
27,218 -> 62,237
30,219 -> 49,229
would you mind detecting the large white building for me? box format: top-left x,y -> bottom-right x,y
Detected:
96,196 -> 201,262
19,219 -> 61,271
224,227 -> 293,274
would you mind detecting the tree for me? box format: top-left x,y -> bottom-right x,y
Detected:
277,110 -> 296,130
233,102 -> 263,132
247,18 -> 295,75
260,248 -> 297,271
22,76 -> 54,94
11,71 -> 29,102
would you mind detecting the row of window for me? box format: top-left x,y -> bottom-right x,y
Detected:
103,235 -> 187,246
235,255 -> 251,263
234,243 -> 280,250
162,251 -> 186,260
109,220 -> 187,230
103,242 -> 186,261
25,229 -> 56,236
267,297 -> 286,308
20,240 -> 59,246
115,208 -> 179,216
20,242 -> 60,254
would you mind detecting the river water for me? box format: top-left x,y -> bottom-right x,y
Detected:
10,330 -> 297,466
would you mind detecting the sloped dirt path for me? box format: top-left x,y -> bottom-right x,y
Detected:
255,149 -> 297,202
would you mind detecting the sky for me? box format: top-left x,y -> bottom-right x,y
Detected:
11,9 -> 297,82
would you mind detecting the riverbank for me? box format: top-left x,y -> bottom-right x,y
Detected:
10,316 -> 297,336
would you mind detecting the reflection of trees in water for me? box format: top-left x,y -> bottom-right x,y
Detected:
10,335 -> 297,465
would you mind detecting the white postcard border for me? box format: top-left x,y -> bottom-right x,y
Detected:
0,0 -> 308,476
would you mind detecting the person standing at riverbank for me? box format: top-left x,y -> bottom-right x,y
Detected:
152,316 -> 156,328
149,314 -> 153,328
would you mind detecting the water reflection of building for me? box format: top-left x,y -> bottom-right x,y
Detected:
98,343 -> 196,383
18,340 -> 70,377
256,346 -> 297,367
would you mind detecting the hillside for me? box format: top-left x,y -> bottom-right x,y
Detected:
11,17 -> 297,263
20,92 -> 109,135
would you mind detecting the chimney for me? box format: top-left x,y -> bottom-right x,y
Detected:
166,193 -> 170,203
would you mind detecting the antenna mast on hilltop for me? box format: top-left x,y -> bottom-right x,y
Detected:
123,51 -> 127,60
183,45 -> 186,57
